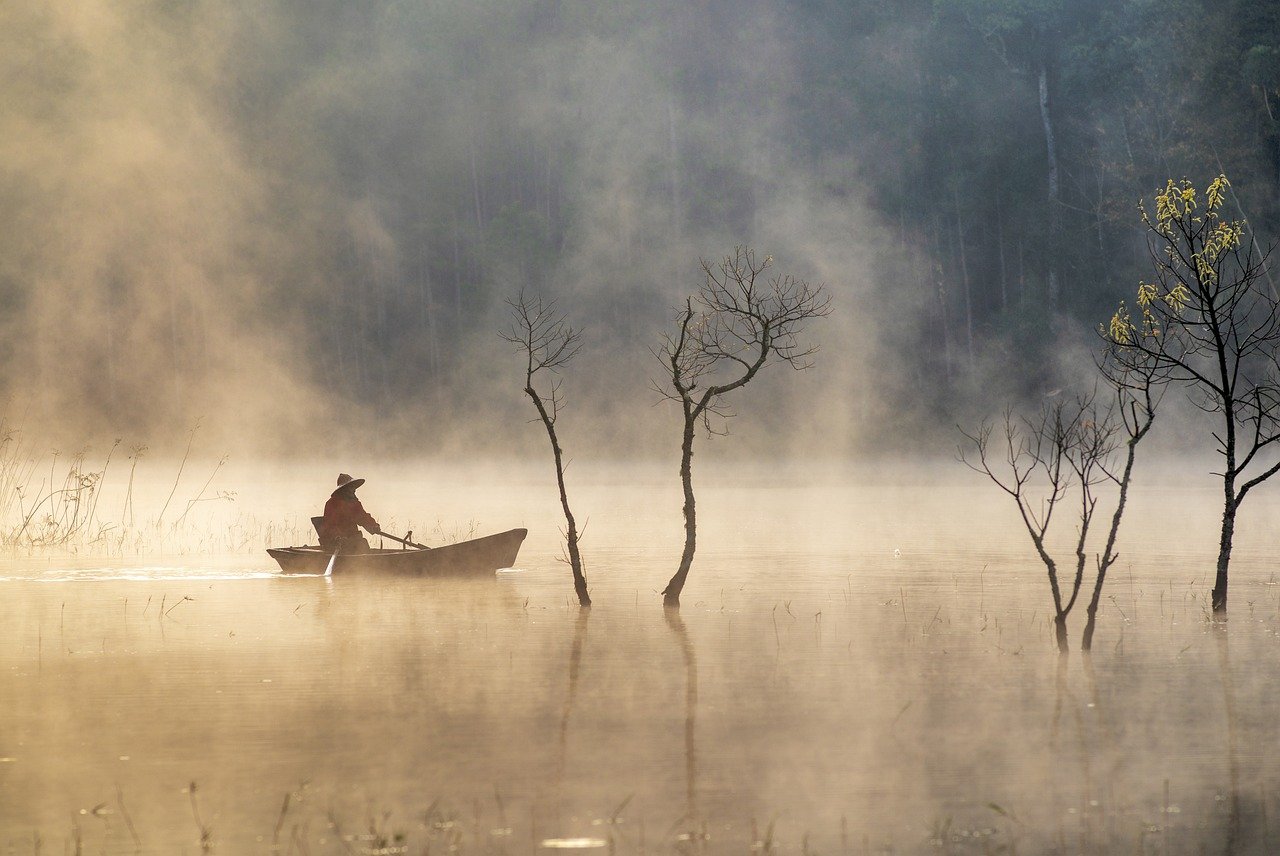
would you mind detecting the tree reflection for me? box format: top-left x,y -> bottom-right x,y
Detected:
664,608 -> 702,851
554,608 -> 591,821
1214,626 -> 1241,854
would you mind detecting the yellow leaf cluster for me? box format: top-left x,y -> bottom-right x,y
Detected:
1164,283 -> 1191,312
1194,219 -> 1245,283
1137,281 -> 1158,307
1204,219 -> 1243,258
1194,252 -> 1216,283
1108,301 -> 1135,345
1206,175 -> 1230,212
1117,175 -> 1245,345
1155,178 -> 1205,234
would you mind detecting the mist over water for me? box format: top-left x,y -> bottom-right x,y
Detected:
4,465 -> 1280,853
8,0 -> 1280,852
0,0 -> 875,457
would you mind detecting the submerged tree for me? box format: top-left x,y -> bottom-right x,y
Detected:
654,248 -> 829,608
1104,176 -> 1279,614
501,293 -> 590,607
960,322 -> 1162,654
960,395 -> 1120,653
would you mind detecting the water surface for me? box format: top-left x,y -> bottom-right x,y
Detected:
3,466 -> 1279,854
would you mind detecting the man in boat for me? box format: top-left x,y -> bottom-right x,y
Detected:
319,473 -> 381,553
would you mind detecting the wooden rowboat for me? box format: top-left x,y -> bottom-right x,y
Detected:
268,528 -> 527,577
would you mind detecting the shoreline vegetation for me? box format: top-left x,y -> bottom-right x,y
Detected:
0,421 -> 370,558
0,420 -> 241,556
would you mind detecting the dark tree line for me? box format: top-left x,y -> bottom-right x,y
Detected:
790,0 -> 1280,438
298,0 -> 1280,439
7,0 -> 1280,445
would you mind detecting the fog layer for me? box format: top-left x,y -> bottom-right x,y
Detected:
6,1 -> 1275,457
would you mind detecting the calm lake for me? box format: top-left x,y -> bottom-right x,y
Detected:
2,461 -> 1280,854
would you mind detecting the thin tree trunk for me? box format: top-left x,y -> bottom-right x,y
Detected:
1033,535 -> 1069,654
662,411 -> 698,607
544,142 -> 553,225
418,250 -> 438,377
996,192 -> 1008,311
1095,171 -> 1106,256
667,99 -> 683,299
525,387 -> 590,607
470,138 -> 484,230
668,99 -> 681,233
1018,236 -> 1026,304
1083,436 -> 1140,651
934,215 -> 954,381
452,217 -> 463,325
955,189 -> 974,367
1038,60 -> 1061,308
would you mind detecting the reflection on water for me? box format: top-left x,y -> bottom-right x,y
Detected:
664,608 -> 700,848
3,476 -> 1280,853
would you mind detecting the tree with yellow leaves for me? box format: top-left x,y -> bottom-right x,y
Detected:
1104,176 -> 1278,614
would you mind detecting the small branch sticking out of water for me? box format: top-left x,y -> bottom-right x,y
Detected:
187,781 -> 213,853
273,792 -> 291,848
115,784 -> 142,852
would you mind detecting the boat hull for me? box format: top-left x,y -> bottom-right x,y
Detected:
267,528 -> 527,577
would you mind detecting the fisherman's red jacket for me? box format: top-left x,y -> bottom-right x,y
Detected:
320,494 -> 379,546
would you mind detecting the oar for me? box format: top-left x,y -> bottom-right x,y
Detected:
324,547 -> 339,577
373,529 -> 430,550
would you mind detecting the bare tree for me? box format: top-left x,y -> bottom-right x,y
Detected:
654,248 -> 830,608
501,292 -> 590,607
1103,176 -> 1279,614
960,395 -> 1123,653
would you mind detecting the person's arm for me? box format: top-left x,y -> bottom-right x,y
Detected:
356,501 -> 379,534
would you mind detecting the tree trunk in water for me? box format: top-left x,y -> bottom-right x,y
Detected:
1083,438 -> 1141,651
1038,61 -> 1061,308
662,413 -> 697,607
1081,602 -> 1099,652
1036,538 -> 1068,654
1213,493 -> 1236,614
1053,612 -> 1069,654
556,437 -> 589,607
527,387 -> 590,607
